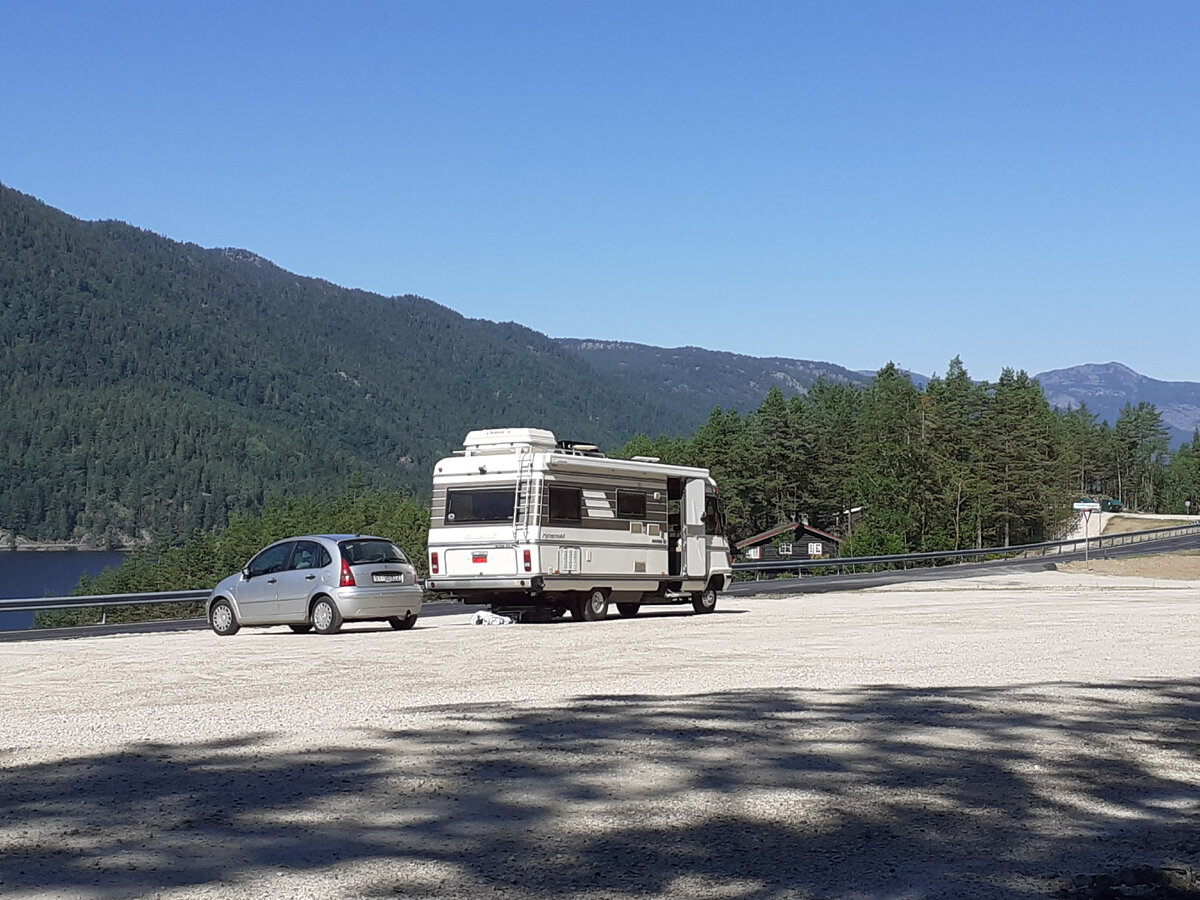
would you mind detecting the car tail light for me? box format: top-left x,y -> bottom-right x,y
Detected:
523,549 -> 531,572
339,558 -> 356,587
431,552 -> 439,574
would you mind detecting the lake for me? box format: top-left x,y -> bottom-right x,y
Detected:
0,550 -> 128,631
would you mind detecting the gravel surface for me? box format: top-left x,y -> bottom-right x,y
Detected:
3,567 -> 1200,899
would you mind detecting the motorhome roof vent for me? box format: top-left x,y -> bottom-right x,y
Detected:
462,428 -> 558,455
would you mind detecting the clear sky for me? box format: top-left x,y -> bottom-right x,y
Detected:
3,1 -> 1198,382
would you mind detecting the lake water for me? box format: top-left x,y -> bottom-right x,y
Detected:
0,550 -> 128,631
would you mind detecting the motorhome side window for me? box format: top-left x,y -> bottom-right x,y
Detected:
616,490 -> 646,519
548,485 -> 582,522
446,489 -> 515,524
704,496 -> 724,535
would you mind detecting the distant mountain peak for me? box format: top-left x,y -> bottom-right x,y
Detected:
1035,362 -> 1199,443
1039,361 -> 1143,382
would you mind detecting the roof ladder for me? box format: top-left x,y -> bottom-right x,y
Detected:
512,447 -> 535,543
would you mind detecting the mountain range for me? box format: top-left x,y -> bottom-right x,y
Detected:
1,181 -> 1196,542
556,340 -> 1200,447
1035,362 -> 1200,447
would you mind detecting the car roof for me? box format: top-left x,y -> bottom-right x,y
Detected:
276,534 -> 394,543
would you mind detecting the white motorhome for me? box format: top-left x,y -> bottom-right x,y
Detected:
425,428 -> 732,621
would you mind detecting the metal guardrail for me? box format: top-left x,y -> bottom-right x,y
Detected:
731,522 -> 1200,579
0,522 -> 1197,618
0,589 -> 209,614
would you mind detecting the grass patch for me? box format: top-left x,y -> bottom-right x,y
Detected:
1102,515 -> 1194,536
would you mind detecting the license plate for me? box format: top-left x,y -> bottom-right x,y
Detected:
472,552 -> 488,564
372,573 -> 404,584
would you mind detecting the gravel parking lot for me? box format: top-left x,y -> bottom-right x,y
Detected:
3,566 -> 1200,899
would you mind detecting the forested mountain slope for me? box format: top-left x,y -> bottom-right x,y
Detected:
557,341 -> 1200,447
555,338 -> 872,421
0,184 -> 690,543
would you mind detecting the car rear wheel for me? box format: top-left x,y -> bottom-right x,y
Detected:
692,586 -> 718,614
209,599 -> 239,636
311,597 -> 343,634
616,602 -> 640,618
388,614 -> 418,631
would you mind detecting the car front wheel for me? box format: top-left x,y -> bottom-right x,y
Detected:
210,599 -> 240,636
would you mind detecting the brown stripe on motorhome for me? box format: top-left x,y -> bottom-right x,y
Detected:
432,475 -> 671,528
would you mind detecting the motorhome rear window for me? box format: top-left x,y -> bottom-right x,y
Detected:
446,489 -> 514,524
548,485 -> 582,522
616,490 -> 646,519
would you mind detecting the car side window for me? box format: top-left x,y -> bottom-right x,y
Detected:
290,541 -> 323,571
248,542 -> 293,577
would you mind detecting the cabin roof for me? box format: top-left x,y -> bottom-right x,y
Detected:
735,521 -> 842,550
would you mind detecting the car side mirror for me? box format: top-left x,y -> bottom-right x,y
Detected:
242,567 -> 252,580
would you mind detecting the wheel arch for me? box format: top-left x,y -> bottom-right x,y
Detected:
207,594 -> 236,617
307,592 -> 335,617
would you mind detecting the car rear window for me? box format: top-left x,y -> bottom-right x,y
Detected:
340,539 -> 409,565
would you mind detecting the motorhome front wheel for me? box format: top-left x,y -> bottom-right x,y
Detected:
692,587 -> 718,614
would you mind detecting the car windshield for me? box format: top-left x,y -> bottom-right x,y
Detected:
340,539 -> 409,565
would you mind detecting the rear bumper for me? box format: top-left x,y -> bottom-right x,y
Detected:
335,585 -> 423,619
423,575 -> 544,594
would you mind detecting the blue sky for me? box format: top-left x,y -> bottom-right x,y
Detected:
4,1 -> 1198,382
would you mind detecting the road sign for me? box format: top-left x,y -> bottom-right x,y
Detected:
1073,502 -> 1100,569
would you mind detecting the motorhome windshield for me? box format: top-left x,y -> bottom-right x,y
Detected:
446,488 -> 515,524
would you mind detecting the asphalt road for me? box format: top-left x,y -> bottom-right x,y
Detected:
0,599 -> 479,643
730,530 -> 1200,596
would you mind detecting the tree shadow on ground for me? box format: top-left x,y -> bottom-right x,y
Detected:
3,681 -> 1200,898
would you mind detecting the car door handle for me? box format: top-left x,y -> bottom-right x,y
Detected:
305,574 -> 316,580
267,578 -> 277,584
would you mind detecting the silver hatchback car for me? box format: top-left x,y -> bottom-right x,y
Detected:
207,534 -> 422,635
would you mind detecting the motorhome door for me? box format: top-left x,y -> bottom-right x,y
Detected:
683,478 -> 707,577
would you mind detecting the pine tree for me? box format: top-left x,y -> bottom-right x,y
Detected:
851,364 -> 929,554
925,356 -> 988,549
1113,402 -> 1170,511
798,379 -> 862,537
